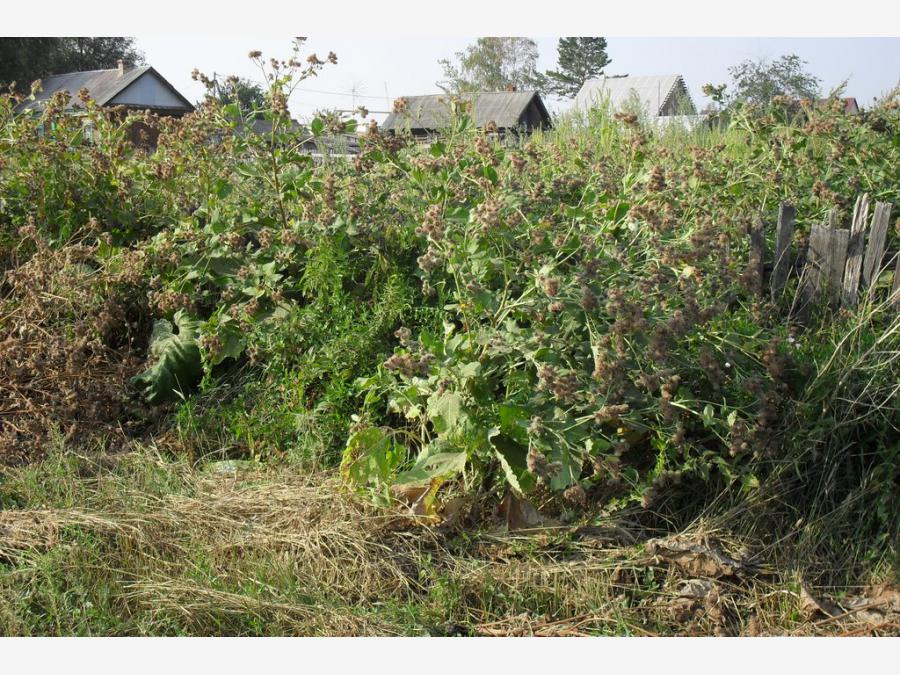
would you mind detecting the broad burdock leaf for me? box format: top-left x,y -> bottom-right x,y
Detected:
211,320 -> 246,366
340,427 -> 400,501
427,391 -> 465,434
131,310 -> 203,403
548,445 -> 583,491
394,449 -> 468,486
490,428 -> 536,494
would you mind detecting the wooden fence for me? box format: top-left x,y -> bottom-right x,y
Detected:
749,194 -> 898,322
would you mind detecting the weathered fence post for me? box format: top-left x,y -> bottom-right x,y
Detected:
842,194 -> 869,307
861,202 -> 892,289
892,252 -> 900,310
770,203 -> 795,299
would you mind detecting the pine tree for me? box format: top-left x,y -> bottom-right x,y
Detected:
544,37 -> 611,99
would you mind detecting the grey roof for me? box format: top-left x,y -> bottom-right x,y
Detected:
15,66 -> 194,114
242,117 -> 359,155
574,75 -> 696,117
381,91 -> 550,132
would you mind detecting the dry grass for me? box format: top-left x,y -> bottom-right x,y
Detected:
1,447 -> 896,636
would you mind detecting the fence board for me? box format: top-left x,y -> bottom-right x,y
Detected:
798,225 -> 828,321
862,202 -> 892,288
842,194 -> 869,307
770,203 -> 795,298
804,216 -> 849,307
893,252 -> 900,310
770,196 -> 894,323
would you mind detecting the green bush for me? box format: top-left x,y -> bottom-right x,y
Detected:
1,49 -> 897,538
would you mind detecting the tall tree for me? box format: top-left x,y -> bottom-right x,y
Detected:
437,37 -> 545,94
544,37 -> 611,99
209,76 -> 267,113
706,54 -> 821,108
0,38 -> 144,91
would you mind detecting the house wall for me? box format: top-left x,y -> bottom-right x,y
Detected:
660,88 -> 696,116
125,120 -> 161,149
108,74 -> 189,111
520,102 -> 548,131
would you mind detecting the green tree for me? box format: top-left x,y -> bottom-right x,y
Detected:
707,54 -> 821,108
0,37 -> 145,91
211,76 -> 267,113
544,37 -> 611,99
437,37 -> 545,94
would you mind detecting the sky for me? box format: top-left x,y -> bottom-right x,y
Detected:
134,36 -> 900,123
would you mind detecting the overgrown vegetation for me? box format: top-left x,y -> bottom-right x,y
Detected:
0,45 -> 898,636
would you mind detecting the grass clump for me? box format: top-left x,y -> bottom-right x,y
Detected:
1,444 -> 896,636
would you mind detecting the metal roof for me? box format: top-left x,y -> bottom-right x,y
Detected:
15,66 -> 194,114
381,91 -> 550,132
574,75 -> 696,117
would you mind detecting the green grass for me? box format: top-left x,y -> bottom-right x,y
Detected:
1,441 -> 895,636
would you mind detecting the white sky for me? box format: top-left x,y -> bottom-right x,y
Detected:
133,36 -> 900,123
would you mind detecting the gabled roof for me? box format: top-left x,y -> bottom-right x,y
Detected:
574,75 -> 696,117
15,66 -> 194,114
381,91 -> 551,132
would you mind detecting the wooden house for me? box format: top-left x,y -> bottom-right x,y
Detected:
15,60 -> 194,146
381,91 -> 551,141
574,74 -> 699,125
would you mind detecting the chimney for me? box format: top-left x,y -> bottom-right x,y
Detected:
117,59 -> 125,76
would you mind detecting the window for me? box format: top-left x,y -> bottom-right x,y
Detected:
82,119 -> 95,143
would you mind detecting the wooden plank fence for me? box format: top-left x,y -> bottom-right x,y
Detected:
752,194 -> 898,323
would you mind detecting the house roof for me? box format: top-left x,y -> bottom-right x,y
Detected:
240,117 -> 360,155
381,91 -> 550,132
15,65 -> 194,114
774,96 -> 860,116
826,97 -> 859,114
574,75 -> 696,117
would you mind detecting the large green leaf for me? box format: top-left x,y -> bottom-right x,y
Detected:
498,404 -> 530,446
427,392 -> 466,435
131,311 -> 203,403
548,445 -> 583,491
340,427 -> 400,499
394,448 -> 468,486
490,430 -> 536,494
210,319 -> 246,366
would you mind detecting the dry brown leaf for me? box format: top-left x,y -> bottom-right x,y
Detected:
865,585 -> 900,613
646,536 -> 748,577
678,578 -> 716,599
573,524 -> 637,547
843,585 -> 900,625
439,496 -> 473,528
799,584 -> 842,618
495,492 -> 560,531
744,614 -> 763,637
668,597 -> 701,623
390,479 -> 441,517
390,483 -> 429,506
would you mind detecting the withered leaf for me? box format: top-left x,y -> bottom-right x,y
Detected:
495,491 -> 559,531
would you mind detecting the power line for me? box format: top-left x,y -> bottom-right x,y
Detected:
294,86 -> 392,100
